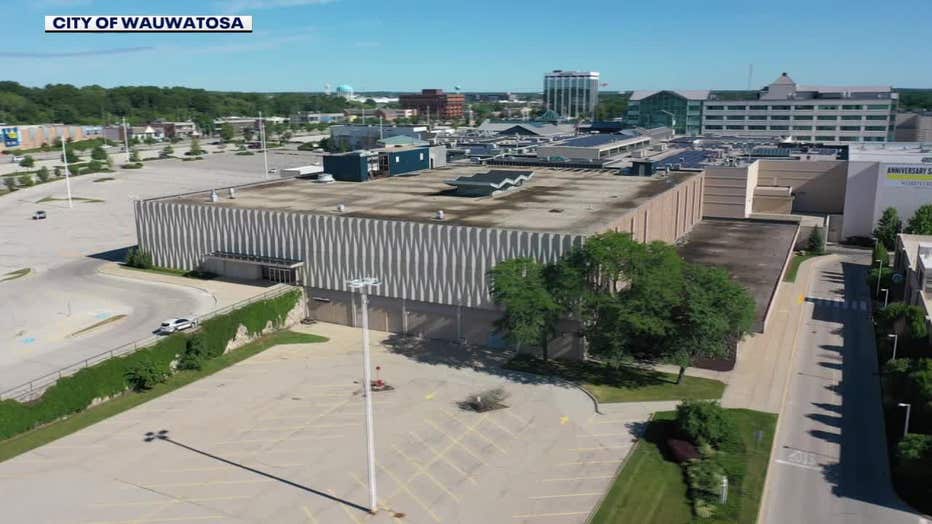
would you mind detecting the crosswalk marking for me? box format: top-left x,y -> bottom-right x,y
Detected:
806,297 -> 869,311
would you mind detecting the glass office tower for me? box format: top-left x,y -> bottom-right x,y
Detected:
543,70 -> 600,120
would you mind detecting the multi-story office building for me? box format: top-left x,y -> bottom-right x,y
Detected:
701,73 -> 896,143
399,89 -> 465,120
895,112 -> 932,142
543,70 -> 600,120
626,90 -> 709,136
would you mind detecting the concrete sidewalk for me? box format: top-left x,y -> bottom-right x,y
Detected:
98,262 -> 275,309
721,254 -> 833,413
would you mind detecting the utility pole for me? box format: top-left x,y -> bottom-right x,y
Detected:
347,277 -> 381,514
122,116 -> 130,163
60,136 -> 72,208
258,111 -> 269,178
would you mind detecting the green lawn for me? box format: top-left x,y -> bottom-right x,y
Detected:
0,330 -> 327,464
36,196 -> 104,204
783,253 -> 824,282
505,355 -> 725,402
592,409 -> 777,524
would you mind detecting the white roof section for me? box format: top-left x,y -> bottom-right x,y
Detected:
848,143 -> 932,163
629,90 -> 710,101
797,85 -> 892,94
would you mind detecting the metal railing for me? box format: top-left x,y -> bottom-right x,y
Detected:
0,284 -> 296,403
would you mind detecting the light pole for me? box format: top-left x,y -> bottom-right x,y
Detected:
875,259 -> 884,297
898,403 -> 911,438
889,333 -> 899,360
258,111 -> 269,178
60,137 -> 73,208
882,288 -> 890,308
347,277 -> 380,514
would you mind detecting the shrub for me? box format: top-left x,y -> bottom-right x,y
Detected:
867,266 -> 894,293
36,166 -> 50,183
667,438 -> 701,463
807,228 -> 825,255
125,247 -> 154,269
685,458 -> 726,516
872,242 -> 889,267
19,155 -> 34,168
177,335 -> 207,370
3,177 -> 15,191
121,162 -> 143,169
53,166 -> 62,177
458,387 -> 510,412
676,400 -> 736,449
894,434 -> 932,489
129,149 -> 141,162
124,358 -> 168,391
17,174 -> 34,187
877,303 -> 929,341
90,146 -> 108,161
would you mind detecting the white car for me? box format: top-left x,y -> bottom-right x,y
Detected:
157,318 -> 197,334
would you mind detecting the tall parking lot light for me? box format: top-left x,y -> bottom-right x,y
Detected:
258,111 -> 269,179
898,403 -> 911,438
60,137 -> 72,208
888,333 -> 899,360
347,277 -> 381,514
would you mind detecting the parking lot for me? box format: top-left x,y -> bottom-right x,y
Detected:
0,323 -> 661,524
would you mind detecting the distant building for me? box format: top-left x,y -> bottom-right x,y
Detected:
543,70 -> 600,120
291,112 -> 346,125
626,90 -> 709,136
895,112 -> 932,142
701,73 -> 896,143
214,117 -> 259,136
158,121 -> 198,139
0,124 -> 89,152
329,124 -> 428,150
375,108 -> 417,122
399,89 -> 465,120
893,234 -> 932,341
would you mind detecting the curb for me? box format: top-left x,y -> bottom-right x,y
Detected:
96,263 -> 219,307
575,382 -> 603,415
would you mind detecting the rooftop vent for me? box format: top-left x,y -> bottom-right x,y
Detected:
434,210 -> 445,221
210,190 -> 218,203
228,187 -> 236,199
336,203 -> 345,213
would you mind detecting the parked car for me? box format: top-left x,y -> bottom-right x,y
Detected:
156,318 -> 197,334
10,155 -> 24,163
32,210 -> 46,220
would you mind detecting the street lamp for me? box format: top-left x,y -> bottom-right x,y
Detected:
882,288 -> 890,308
347,277 -> 381,514
888,333 -> 899,360
898,403 -> 911,438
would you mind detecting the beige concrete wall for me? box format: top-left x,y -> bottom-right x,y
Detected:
756,159 -> 847,214
752,186 -> 793,214
608,172 -> 704,243
702,166 -> 754,218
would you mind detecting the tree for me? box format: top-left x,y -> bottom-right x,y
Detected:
129,149 -> 141,162
874,207 -> 902,250
61,145 -> 78,163
906,205 -> 932,235
666,263 -> 755,383
489,258 -> 561,360
3,177 -> 15,191
676,400 -> 736,449
161,145 -> 174,157
188,137 -> 204,155
219,123 -> 235,142
872,241 -> 890,267
19,155 -> 34,168
243,128 -> 255,142
36,166 -> 49,183
807,227 -> 825,255
53,165 -> 62,177
90,145 -> 108,161
876,303 -> 929,342
17,174 -> 34,187
178,335 -> 207,370
124,358 -> 167,391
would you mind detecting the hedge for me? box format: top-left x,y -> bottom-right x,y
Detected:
0,289 -> 300,440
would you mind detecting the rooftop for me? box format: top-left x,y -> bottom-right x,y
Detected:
849,143 -> 932,163
554,133 -> 648,149
162,165 -> 698,235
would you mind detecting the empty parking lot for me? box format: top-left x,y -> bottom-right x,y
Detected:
0,323 -> 661,524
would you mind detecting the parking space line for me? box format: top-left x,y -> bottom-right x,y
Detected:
504,410 -> 529,427
87,516 -> 224,524
541,476 -> 613,482
339,502 -> 364,524
136,479 -> 274,489
438,411 -> 507,454
91,495 -> 250,508
377,462 -> 442,523
423,418 -> 486,466
302,505 -> 319,524
511,511 -> 591,519
212,434 -> 345,445
391,444 -> 460,502
480,412 -> 520,438
529,492 -> 602,499
409,431 -> 477,485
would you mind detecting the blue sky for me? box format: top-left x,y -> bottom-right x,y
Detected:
2,0 -> 931,92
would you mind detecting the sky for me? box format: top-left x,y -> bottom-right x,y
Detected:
1,0 -> 931,93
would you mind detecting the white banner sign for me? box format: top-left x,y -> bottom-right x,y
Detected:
45,15 -> 252,33
883,164 -> 932,190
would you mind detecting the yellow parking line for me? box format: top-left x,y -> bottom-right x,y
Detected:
409,431 -> 477,485
340,502 -> 363,524
423,418 -> 486,466
438,411 -> 507,454
392,444 -> 460,502
302,505 -> 319,524
481,413 -> 519,438
529,492 -> 602,499
88,516 -> 223,524
512,511 -> 591,519
541,476 -> 614,482
377,463 -> 441,523
504,410 -> 529,426
92,495 -> 251,508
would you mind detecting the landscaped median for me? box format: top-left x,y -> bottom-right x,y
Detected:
505,354 -> 726,402
0,289 -> 325,462
591,406 -> 777,524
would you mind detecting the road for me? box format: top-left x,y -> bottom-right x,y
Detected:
762,253 -> 920,524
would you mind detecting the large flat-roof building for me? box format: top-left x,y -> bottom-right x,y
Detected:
134,165 -> 704,356
626,90 -> 709,136
543,70 -> 600,120
399,89 -> 465,120
701,73 -> 896,143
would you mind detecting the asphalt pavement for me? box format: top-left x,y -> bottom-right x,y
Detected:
762,253 -> 922,524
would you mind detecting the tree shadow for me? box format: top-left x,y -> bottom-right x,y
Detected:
142,430 -> 370,514
818,361 -> 842,371
806,413 -> 843,428
809,429 -> 842,445
811,402 -> 842,414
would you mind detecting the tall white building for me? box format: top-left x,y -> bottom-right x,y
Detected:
701,73 -> 897,143
543,70 -> 600,120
